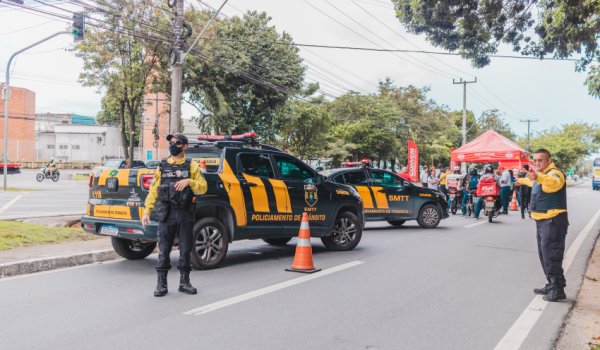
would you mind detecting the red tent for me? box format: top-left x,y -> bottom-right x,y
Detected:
451,130 -> 530,168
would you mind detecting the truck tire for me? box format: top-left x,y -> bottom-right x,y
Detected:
111,237 -> 156,260
321,211 -> 362,251
387,220 -> 406,227
262,237 -> 292,246
417,204 -> 441,229
191,217 -> 229,270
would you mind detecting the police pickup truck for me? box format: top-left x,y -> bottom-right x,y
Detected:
81,133 -> 364,269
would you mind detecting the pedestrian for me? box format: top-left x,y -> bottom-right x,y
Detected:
499,167 -> 512,214
517,165 -> 532,219
439,167 -> 451,197
461,167 -> 480,216
517,149 -> 568,302
420,166 -> 429,187
428,169 -> 440,191
142,133 -> 208,297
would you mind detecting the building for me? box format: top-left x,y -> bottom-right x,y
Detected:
140,92 -> 170,161
0,85 -> 36,162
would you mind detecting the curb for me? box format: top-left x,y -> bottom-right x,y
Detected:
0,249 -> 120,278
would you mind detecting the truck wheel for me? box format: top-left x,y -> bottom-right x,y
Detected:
191,217 -> 229,270
417,204 -> 441,229
387,220 -> 406,227
321,211 -> 362,251
262,237 -> 292,246
111,237 -> 156,260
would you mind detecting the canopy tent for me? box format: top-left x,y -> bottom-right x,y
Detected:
451,129 -> 530,168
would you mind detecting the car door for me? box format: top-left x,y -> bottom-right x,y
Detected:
236,152 -> 282,236
272,154 -> 330,235
339,170 -> 377,218
368,169 -> 414,218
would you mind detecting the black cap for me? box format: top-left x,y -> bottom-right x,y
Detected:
166,133 -> 188,144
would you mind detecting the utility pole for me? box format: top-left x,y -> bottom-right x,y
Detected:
169,0 -> 184,134
520,118 -> 539,152
453,78 -> 477,146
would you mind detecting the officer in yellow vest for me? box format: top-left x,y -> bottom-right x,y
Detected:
518,148 -> 568,302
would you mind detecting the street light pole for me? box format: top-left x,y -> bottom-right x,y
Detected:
3,31 -> 70,191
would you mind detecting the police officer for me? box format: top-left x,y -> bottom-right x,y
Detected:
142,133 -> 207,297
518,148 -> 568,302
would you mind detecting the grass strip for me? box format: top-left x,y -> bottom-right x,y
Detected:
0,221 -> 98,250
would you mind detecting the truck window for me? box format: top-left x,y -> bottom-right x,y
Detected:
369,170 -> 403,188
274,156 -> 315,182
343,171 -> 369,185
238,153 -> 275,178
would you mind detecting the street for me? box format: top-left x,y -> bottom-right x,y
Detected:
0,183 -> 598,350
0,170 -> 88,219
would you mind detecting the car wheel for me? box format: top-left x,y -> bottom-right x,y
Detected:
191,217 -> 229,270
111,237 -> 156,260
417,204 -> 441,229
321,211 -> 362,251
262,237 -> 292,246
387,220 -> 406,227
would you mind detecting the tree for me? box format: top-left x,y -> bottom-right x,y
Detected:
449,109 -> 479,144
528,122 -> 600,170
183,10 -> 305,139
392,0 -> 600,98
75,0 -> 168,165
477,109 -> 515,140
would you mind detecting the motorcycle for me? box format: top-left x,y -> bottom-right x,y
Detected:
465,190 -> 475,217
483,196 -> 501,222
36,167 -> 60,182
448,187 -> 462,215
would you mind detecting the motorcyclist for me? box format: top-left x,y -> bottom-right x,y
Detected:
461,166 -> 480,216
45,157 -> 57,176
473,164 -> 501,220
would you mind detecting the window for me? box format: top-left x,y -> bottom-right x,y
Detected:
47,145 -> 54,149
343,171 -> 369,185
369,170 -> 403,188
238,153 -> 275,178
331,174 -> 346,184
59,145 -> 68,150
72,145 -> 80,150
274,156 -> 315,182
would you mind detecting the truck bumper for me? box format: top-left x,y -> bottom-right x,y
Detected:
81,216 -> 159,241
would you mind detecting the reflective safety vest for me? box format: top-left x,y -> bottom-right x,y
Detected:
530,168 -> 567,213
153,159 -> 193,220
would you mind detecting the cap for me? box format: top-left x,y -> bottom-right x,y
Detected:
166,133 -> 188,144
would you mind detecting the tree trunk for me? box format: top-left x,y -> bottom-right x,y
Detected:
390,158 -> 396,172
127,102 -> 136,168
118,99 -> 127,162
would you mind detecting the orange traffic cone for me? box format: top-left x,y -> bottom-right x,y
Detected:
286,213 -> 321,274
509,191 -> 518,211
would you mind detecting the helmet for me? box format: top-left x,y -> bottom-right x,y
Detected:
50,157 -> 54,162
483,164 -> 494,174
469,167 -> 477,176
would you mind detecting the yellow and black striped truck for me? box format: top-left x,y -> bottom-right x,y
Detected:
320,166 -> 449,228
81,134 -> 364,269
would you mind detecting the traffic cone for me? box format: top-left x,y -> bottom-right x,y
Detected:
509,191 -> 518,211
286,213 -> 321,274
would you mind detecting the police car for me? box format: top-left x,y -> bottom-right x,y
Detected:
81,133 -> 364,269
320,162 -> 449,228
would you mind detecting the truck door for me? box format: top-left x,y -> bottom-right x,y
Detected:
368,169 -> 414,217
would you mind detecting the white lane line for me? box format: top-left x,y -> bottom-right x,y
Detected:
0,194 -> 24,214
183,260 -> 364,316
494,208 -> 600,350
465,220 -> 487,228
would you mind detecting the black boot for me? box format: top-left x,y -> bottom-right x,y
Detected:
543,286 -> 566,302
533,283 -> 552,295
179,272 -> 197,295
154,271 -> 168,297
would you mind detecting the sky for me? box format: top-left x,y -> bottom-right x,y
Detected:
1,0 -> 599,142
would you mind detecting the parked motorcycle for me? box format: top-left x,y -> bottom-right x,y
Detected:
36,167 -> 60,182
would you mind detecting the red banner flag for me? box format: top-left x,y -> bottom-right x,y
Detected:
407,140 -> 419,182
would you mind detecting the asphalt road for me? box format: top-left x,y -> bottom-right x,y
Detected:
0,170 -> 88,219
0,182 -> 598,350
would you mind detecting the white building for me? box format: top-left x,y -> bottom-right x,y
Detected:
38,124 -> 122,163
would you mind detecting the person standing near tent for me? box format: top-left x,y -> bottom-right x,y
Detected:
439,167 -> 451,197
516,165 -> 532,218
517,149 -> 568,302
499,167 -> 513,214
428,169 -> 440,191
420,166 -> 429,187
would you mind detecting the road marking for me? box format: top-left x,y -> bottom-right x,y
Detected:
0,194 -> 24,214
465,220 -> 487,228
183,260 -> 364,316
494,207 -> 600,350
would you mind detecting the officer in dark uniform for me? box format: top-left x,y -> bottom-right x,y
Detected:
142,133 -> 207,297
518,148 -> 568,302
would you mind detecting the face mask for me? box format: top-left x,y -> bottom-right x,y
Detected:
169,143 -> 183,156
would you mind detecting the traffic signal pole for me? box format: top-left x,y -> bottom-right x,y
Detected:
3,30 -> 70,191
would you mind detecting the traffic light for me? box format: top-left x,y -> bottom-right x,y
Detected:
72,12 -> 85,42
